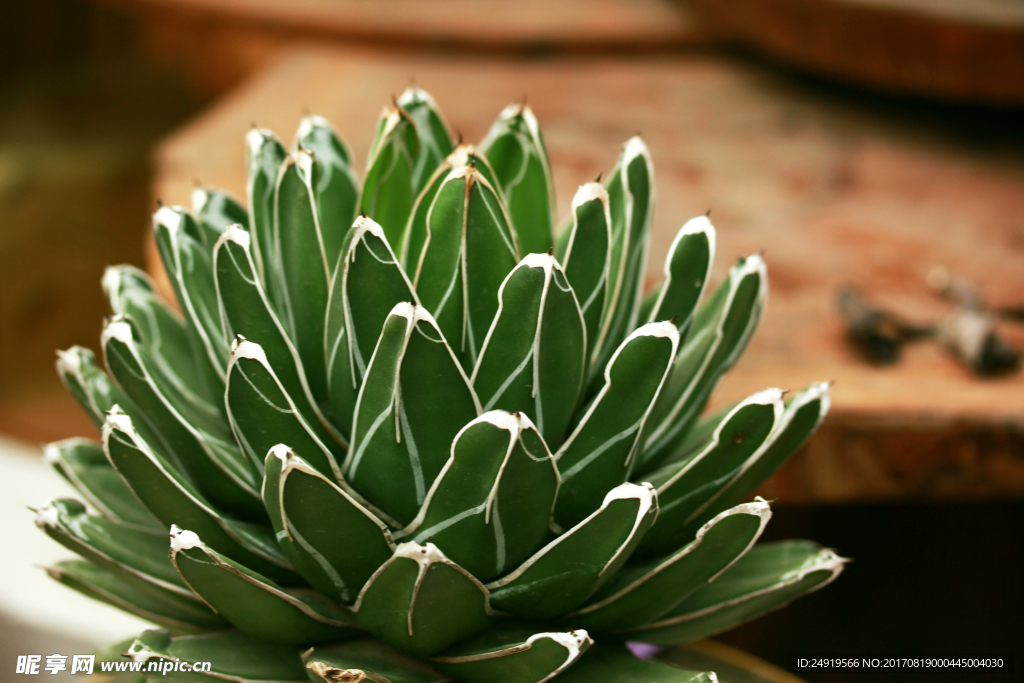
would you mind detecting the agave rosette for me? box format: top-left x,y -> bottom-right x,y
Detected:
39,87 -> 844,683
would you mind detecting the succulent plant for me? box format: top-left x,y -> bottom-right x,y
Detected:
39,87 -> 844,683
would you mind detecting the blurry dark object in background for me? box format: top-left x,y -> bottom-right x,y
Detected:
937,307 -> 1021,377
838,286 -> 932,365
689,0 -> 1024,104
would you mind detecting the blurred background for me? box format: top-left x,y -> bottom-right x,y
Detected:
0,1 -> 1022,682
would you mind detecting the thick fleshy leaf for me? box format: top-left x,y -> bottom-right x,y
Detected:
431,623 -> 592,683
553,644 -> 716,683
273,151 -> 332,403
354,542 -> 495,657
472,253 -> 586,446
35,498 -> 189,595
625,541 -> 847,645
640,254 -> 768,472
169,527 -> 361,645
214,226 -> 344,446
153,205 -> 227,378
589,137 -> 655,378
264,445 -> 395,603
646,216 -> 715,335
412,165 -> 520,368
400,411 -> 560,583
295,115 -> 359,268
559,183 -> 612,352
553,322 -> 678,529
345,303 -> 480,525
360,105 -> 418,245
305,638 -> 448,683
479,103 -> 555,255
102,409 -> 297,583
565,499 -> 771,633
246,127 -> 288,293
43,438 -> 160,529
674,383 -> 831,539
486,482 -> 657,620
398,86 -> 454,196
129,629 -> 307,683
636,390 -> 784,557
102,317 -> 263,519
56,346 -> 129,430
193,187 -> 249,250
45,559 -> 225,632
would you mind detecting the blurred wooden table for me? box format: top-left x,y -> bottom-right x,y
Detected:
149,46 -> 1024,504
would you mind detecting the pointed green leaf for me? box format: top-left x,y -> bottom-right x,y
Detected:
56,346 -> 132,430
214,226 -> 344,446
589,137 -> 655,378
431,623 -> 591,683
626,541 -> 846,645
566,499 -> 771,633
264,445 -> 395,603
553,644 -> 715,683
479,103 -> 555,255
413,166 -> 520,367
553,322 -> 678,529
193,187 -> 249,250
169,526 -> 361,645
640,254 -> 768,472
295,115 -> 359,269
472,254 -> 586,446
354,542 -> 495,657
345,303 -> 480,525
129,629 -> 307,683
246,127 -> 288,293
647,216 -> 715,336
45,559 -> 225,632
398,86 -> 454,196
43,438 -> 160,529
560,182 -> 612,352
305,638 -> 449,683
401,411 -> 560,583
636,390 -> 784,557
360,105 -> 418,245
486,482 -> 657,620
102,409 -> 297,582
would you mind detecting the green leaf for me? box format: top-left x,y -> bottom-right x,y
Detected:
471,253 -> 586,447
397,86 -> 455,196
625,541 -> 846,645
360,105 -> 418,245
565,499 -> 771,633
214,226 -> 345,446
225,339 -> 345,481
479,103 -> 555,255
412,166 -> 520,368
553,322 -> 678,529
102,409 -> 297,583
264,445 -> 395,603
640,254 -> 768,472
354,542 -> 495,657
589,137 -> 655,380
246,127 -> 288,294
43,438 -> 160,529
57,345 -> 141,432
431,623 -> 591,683
295,115 -> 359,270
153,205 -> 228,379
129,629 -> 307,683
169,526 -> 362,645
45,559 -> 225,632
560,183 -> 612,354
674,383 -> 830,539
305,638 -> 448,683
192,187 -> 249,250
345,303 -> 480,525
401,411 -> 560,583
646,216 -> 715,336
486,482 -> 657,620
101,317 -> 263,520
636,390 -> 784,557
553,644 -> 715,683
